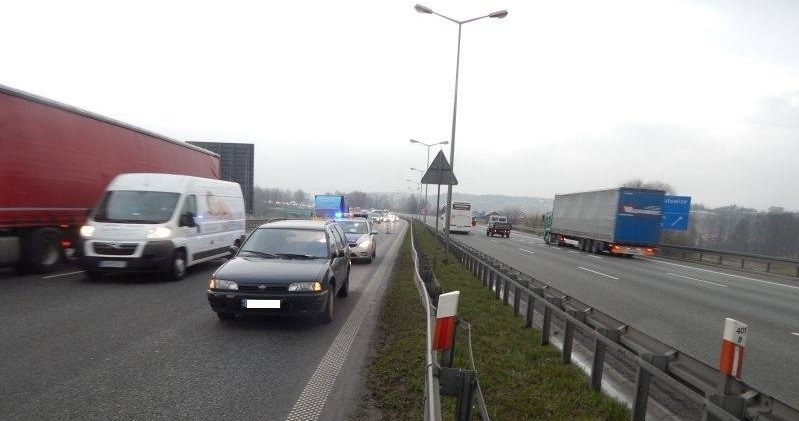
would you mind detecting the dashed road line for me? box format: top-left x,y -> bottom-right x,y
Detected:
42,270 -> 86,279
589,255 -> 602,259
519,248 -> 535,254
569,250 -> 580,254
490,239 -> 499,243
791,332 -> 799,338
643,258 -> 799,290
577,267 -> 619,280
667,272 -> 728,287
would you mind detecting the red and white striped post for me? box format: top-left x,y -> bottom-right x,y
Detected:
433,291 -> 460,351
718,318 -> 748,379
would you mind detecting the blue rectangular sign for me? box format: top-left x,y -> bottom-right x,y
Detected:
662,196 -> 691,230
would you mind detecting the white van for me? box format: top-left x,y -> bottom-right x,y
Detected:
80,173 -> 245,280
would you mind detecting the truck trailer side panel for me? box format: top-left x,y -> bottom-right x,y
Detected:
0,87 -> 220,229
551,189 -> 619,242
614,189 -> 664,245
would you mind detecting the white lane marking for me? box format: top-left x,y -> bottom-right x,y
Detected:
569,250 -> 580,254
667,272 -> 728,288
536,244 -> 546,247
284,222 -> 405,421
589,255 -> 602,259
519,248 -> 535,254
791,332 -> 799,338
643,258 -> 799,291
490,239 -> 499,243
42,270 -> 86,279
578,267 -> 619,280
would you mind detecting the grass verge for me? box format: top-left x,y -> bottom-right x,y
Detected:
355,227 -> 425,421
415,221 -> 630,421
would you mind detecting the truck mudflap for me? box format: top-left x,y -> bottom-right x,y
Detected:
609,244 -> 656,257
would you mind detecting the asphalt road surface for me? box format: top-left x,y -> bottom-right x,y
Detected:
424,219 -> 799,408
0,220 -> 407,421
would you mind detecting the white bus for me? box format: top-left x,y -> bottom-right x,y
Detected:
440,201 -> 474,234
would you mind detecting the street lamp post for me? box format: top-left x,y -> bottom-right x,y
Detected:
410,139 -> 448,224
405,178 -> 422,218
414,4 -> 507,257
410,167 -> 426,220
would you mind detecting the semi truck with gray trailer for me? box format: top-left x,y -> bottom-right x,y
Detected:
543,187 -> 665,257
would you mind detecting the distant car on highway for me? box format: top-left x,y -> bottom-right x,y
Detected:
369,211 -> 385,224
207,219 -> 351,323
336,217 -> 377,263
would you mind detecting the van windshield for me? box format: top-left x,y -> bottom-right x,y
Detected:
93,191 -> 180,223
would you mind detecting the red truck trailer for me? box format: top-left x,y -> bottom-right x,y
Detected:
0,84 -> 220,272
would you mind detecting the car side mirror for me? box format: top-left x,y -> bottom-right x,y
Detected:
228,245 -> 239,259
335,249 -> 345,258
179,212 -> 196,227
371,230 -> 378,235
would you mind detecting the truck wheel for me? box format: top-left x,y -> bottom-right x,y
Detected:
23,228 -> 63,273
167,250 -> 187,281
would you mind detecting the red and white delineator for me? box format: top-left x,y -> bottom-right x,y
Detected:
718,318 -> 748,379
433,291 -> 460,351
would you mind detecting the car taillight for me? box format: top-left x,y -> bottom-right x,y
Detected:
61,240 -> 72,248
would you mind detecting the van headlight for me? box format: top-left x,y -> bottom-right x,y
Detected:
288,282 -> 322,292
80,226 -> 95,238
146,226 -> 172,239
210,278 -> 238,290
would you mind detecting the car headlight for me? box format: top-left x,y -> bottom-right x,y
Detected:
210,278 -> 238,290
357,239 -> 372,249
288,282 -> 322,292
146,226 -> 172,239
80,225 -> 95,238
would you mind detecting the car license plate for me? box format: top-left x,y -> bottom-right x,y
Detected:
244,299 -> 280,309
99,260 -> 127,268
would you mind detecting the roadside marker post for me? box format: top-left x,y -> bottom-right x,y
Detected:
433,291 -> 460,352
719,318 -> 747,379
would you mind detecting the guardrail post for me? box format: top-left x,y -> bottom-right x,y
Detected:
495,271 -> 502,300
765,261 -> 771,273
562,309 -> 586,364
632,354 -> 670,421
502,275 -> 511,306
526,287 -> 544,328
487,268 -> 495,291
540,297 -> 562,346
591,328 -> 620,391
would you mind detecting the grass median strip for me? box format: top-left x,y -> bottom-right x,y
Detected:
356,228 -> 426,421
415,222 -> 629,421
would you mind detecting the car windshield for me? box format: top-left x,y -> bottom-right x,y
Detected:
92,190 -> 180,223
337,220 -> 369,234
240,228 -> 328,258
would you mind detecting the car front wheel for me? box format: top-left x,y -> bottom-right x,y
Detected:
320,289 -> 334,324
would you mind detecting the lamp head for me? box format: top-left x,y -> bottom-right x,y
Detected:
414,4 -> 434,14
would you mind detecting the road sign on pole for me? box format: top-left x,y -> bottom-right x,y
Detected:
662,196 -> 691,231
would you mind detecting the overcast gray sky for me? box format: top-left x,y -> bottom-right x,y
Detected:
3,0 -> 798,210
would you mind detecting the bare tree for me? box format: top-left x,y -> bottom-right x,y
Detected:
621,179 -> 676,195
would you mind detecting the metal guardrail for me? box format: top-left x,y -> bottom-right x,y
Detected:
659,244 -> 799,278
409,221 -> 442,421
511,225 -> 799,278
416,219 -> 799,421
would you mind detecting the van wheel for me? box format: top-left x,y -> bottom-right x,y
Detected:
168,250 -> 187,281
23,228 -> 63,273
320,288 -> 334,324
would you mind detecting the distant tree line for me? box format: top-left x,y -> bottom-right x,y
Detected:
252,186 -> 420,217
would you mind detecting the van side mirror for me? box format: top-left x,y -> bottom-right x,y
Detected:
371,230 -> 378,235
333,249 -> 345,258
180,212 -> 196,227
228,245 -> 239,259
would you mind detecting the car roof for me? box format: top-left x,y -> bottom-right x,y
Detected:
335,217 -> 368,222
258,219 -> 329,230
